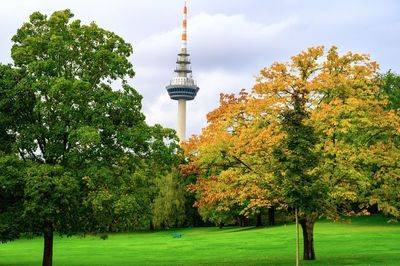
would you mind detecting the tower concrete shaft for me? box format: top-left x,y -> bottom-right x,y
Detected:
166,0 -> 199,141
177,99 -> 186,141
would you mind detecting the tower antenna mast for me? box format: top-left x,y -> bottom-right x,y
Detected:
166,0 -> 199,141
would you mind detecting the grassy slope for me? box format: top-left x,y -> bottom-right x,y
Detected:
0,215 -> 399,265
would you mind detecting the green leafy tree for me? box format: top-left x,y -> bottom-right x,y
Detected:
0,9 -> 179,266
272,89 -> 325,261
152,170 -> 186,229
380,70 -> 400,110
23,164 -> 81,263
0,65 -> 25,154
0,64 -> 28,245
0,155 -> 25,242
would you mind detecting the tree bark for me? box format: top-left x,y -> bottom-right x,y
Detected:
42,229 -> 53,266
299,216 -> 316,260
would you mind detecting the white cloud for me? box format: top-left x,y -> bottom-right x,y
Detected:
145,94 -> 175,128
132,7 -> 400,137
134,12 -> 298,71
134,13 -> 299,137
144,69 -> 252,137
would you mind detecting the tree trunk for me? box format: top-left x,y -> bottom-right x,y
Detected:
149,221 -> 155,231
268,206 -> 275,226
256,213 -> 263,227
42,229 -> 53,266
299,216 -> 316,260
238,215 -> 248,227
295,208 -> 299,266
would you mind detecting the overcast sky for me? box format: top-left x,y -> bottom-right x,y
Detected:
1,0 -> 399,137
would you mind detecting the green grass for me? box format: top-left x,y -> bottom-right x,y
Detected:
0,215 -> 399,265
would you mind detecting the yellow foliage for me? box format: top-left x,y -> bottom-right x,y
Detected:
182,46 -> 400,221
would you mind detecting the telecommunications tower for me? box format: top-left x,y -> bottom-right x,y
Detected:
166,0 -> 199,141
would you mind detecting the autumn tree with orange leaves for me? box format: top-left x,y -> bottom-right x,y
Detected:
183,46 -> 400,261
183,90 -> 280,227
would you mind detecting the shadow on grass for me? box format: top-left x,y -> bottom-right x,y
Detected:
317,215 -> 399,228
217,225 -> 283,234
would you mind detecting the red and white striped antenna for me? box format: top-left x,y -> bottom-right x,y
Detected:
166,0 -> 200,142
181,0 -> 188,50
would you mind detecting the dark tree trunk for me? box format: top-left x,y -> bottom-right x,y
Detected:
193,216 -> 201,227
256,213 -> 263,227
190,209 -> 203,227
218,222 -> 225,229
238,215 -> 248,227
42,229 -> 53,266
149,221 -> 154,231
268,206 -> 275,226
299,216 -> 316,260
368,203 -> 379,214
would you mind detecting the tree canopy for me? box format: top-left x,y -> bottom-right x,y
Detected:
380,70 -> 400,110
0,9 -> 180,266
183,46 -> 400,260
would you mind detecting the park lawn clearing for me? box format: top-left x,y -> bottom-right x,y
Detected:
0,215 -> 399,265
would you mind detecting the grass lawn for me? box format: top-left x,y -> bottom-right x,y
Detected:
0,215 -> 399,265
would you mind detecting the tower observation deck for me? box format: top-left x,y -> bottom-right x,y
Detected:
166,0 -> 199,141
